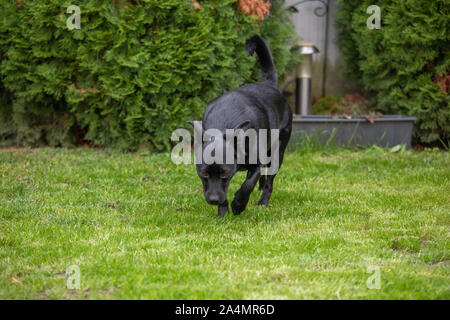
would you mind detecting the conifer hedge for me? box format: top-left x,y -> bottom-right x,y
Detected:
0,0 -> 297,150
335,0 -> 449,146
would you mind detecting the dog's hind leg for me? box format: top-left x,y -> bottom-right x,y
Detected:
258,175 -> 266,190
258,126 -> 290,207
231,166 -> 261,215
258,173 -> 274,207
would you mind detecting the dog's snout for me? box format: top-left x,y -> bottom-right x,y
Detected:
207,194 -> 220,205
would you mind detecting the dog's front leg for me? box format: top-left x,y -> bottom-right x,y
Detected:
217,200 -> 229,218
231,167 -> 261,215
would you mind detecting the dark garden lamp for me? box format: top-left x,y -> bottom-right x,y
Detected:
295,42 -> 319,115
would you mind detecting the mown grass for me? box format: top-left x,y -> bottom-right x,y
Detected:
0,147 -> 448,299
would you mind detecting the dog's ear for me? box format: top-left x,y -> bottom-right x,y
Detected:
234,120 -> 251,131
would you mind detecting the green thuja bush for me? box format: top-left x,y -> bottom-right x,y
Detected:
0,0 -> 298,150
335,0 -> 449,145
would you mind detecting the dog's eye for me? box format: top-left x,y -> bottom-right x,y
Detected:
200,172 -> 209,178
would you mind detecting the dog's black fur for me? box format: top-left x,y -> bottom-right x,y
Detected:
190,35 -> 292,217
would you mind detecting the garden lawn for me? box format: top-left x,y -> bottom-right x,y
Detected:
0,147 -> 448,299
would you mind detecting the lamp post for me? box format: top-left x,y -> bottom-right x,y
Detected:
295,42 -> 319,115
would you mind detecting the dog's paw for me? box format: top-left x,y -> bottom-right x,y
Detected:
258,191 -> 271,207
231,199 -> 246,215
257,198 -> 269,207
217,203 -> 229,218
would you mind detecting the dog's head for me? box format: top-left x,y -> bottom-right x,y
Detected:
196,162 -> 236,205
189,120 -> 251,205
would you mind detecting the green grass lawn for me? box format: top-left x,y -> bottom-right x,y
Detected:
0,147 -> 448,299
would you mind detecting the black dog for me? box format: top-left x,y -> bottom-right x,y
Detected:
189,35 -> 292,217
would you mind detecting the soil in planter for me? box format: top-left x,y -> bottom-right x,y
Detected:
312,93 -> 383,123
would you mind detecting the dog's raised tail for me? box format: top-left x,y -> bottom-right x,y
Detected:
246,35 -> 278,86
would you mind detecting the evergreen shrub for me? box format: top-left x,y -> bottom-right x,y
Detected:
0,0 -> 298,150
335,0 -> 449,145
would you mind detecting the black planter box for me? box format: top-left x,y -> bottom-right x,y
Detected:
290,115 -> 417,149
